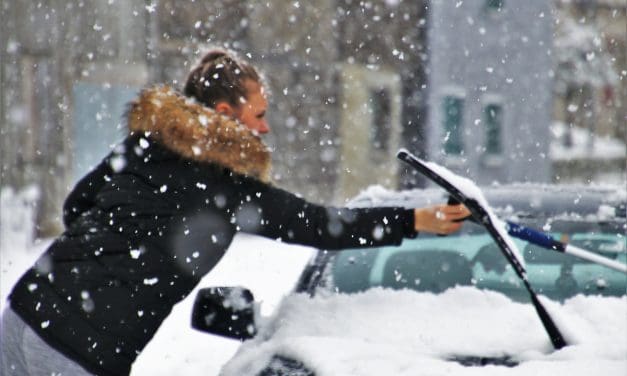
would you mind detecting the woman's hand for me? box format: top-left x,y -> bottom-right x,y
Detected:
414,204 -> 471,235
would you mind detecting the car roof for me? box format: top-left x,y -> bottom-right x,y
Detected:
348,183 -> 626,220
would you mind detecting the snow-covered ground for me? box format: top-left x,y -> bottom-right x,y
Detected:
2,186 -> 626,375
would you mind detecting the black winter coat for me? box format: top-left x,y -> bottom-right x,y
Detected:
9,86 -> 417,376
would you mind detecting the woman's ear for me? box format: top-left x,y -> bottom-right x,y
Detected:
215,101 -> 235,116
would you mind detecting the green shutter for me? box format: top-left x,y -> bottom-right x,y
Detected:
484,103 -> 503,155
443,95 -> 464,155
370,88 -> 391,152
485,0 -> 504,12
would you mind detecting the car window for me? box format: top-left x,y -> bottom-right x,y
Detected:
326,220 -> 626,302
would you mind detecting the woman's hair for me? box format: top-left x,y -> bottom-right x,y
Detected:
183,49 -> 261,109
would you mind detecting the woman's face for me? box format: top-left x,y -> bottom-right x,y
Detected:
233,80 -> 269,134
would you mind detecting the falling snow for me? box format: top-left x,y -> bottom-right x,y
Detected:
1,1 -> 625,374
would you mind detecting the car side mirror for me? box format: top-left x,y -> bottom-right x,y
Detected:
191,287 -> 257,340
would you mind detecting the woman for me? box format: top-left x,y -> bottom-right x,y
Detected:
1,49 -> 470,375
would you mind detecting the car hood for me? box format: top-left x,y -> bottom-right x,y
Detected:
220,287 -> 626,375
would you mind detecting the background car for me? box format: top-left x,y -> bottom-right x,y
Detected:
192,184 -> 627,375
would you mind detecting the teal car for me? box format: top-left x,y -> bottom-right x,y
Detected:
329,185 -> 626,303
331,227 -> 626,303
192,184 -> 626,372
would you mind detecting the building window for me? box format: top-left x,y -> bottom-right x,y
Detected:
442,95 -> 464,155
485,0 -> 504,12
338,64 -> 401,200
370,88 -> 391,154
484,103 -> 503,155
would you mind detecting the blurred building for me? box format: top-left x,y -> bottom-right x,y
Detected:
1,1 -> 153,235
1,0 -> 429,236
3,0 -> 620,237
551,0 -> 626,184
427,0 -> 554,184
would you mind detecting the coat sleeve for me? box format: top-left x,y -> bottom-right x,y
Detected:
231,179 -> 417,250
62,159 -> 113,227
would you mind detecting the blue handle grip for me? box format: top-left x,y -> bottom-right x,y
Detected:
505,221 -> 566,252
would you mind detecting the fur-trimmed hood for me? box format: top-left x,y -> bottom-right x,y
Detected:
127,85 -> 271,181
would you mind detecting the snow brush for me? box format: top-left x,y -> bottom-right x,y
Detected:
445,197 -> 627,274
397,149 -> 568,350
504,221 -> 626,274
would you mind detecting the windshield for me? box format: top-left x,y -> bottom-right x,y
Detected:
322,219 -> 626,302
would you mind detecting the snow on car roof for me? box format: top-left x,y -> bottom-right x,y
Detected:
349,183 -> 626,220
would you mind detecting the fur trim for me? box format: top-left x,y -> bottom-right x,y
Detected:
127,86 -> 271,182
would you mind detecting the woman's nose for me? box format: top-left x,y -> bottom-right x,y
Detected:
258,120 -> 270,134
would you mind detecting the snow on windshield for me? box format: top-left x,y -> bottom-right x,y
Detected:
352,183 -> 626,223
222,287 -> 627,376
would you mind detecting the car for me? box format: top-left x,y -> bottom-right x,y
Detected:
191,184 -> 627,375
